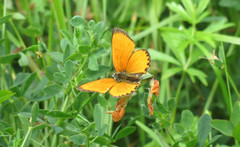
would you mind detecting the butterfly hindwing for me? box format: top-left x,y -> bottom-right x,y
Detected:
126,49 -> 150,74
112,28 -> 135,72
77,78 -> 117,94
109,82 -> 139,98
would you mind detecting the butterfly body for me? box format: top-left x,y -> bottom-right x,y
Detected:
113,72 -> 142,83
77,28 -> 150,98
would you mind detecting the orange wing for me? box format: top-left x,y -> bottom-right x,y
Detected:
112,28 -> 135,72
126,49 -> 150,74
77,78 -> 117,94
109,82 -> 139,98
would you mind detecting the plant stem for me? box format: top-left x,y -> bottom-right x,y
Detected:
171,22 -> 196,123
2,0 -> 7,39
75,55 -> 89,79
21,127 -> 32,147
228,75 -> 240,99
224,67 -> 232,113
221,44 -> 233,113
9,20 -> 26,49
203,79 -> 219,113
171,71 -> 186,123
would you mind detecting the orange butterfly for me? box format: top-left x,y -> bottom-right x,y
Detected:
77,28 -> 150,98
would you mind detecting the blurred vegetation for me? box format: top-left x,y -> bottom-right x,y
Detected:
0,0 -> 240,146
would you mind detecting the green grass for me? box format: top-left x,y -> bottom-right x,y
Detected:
1,0 -> 240,146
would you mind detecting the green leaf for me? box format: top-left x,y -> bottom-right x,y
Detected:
204,18 -> 234,33
210,120 -> 234,137
20,26 -> 42,37
196,11 -> 210,23
219,0 -> 240,10
127,116 -> 140,126
66,53 -> 82,61
12,73 -> 31,87
88,20 -> 95,30
73,92 -> 87,111
135,120 -> 164,146
69,134 -> 87,145
64,60 -> 74,79
186,138 -> 198,147
214,59 -> 224,68
181,110 -> 194,130
46,64 -> 58,81
65,123 -> 81,133
198,114 -> 212,147
38,38 -> 47,53
70,16 -> 87,28
78,46 -> 91,54
63,45 -> 70,61
93,21 -> 105,40
49,52 -> 63,63
218,46 -> 224,63
79,93 -> 98,111
40,110 -> 73,118
33,75 -> 49,97
33,123 -> 48,130
22,72 -> 37,96
167,2 -> 191,22
211,33 -> 240,45
196,0 -> 210,15
99,124 -> 108,136
148,49 -> 180,65
162,67 -> 182,80
94,136 -> 111,145
12,12 -> 25,20
230,101 -> 240,127
132,15 -> 179,41
61,30 -> 73,44
141,104 -> 151,118
167,99 -> 175,111
18,52 -> 29,67
97,96 -> 108,108
88,56 -> 99,71
25,45 -> 39,52
207,135 -> 222,146
0,15 -> 12,25
186,68 -> 208,86
174,124 -> 185,135
157,102 -> 168,114
0,90 -> 15,103
31,102 -> 39,125
42,84 -> 63,96
94,104 -> 103,132
18,114 -> 31,128
53,72 -> 69,84
115,126 -> 136,140
85,65 -> 111,80
233,122 -> 240,141
52,126 -> 63,134
0,54 -> 20,64
181,0 -> 194,19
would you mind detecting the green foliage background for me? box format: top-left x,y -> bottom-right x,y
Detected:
0,0 -> 240,146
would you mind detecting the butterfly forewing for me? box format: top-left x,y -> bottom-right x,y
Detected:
112,28 -> 135,72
